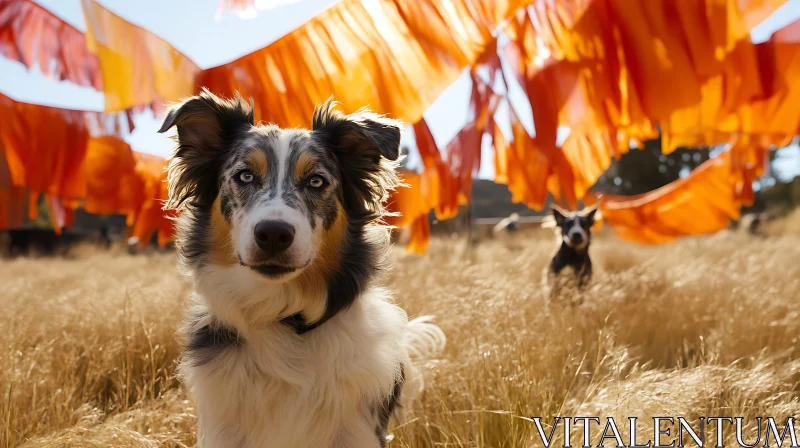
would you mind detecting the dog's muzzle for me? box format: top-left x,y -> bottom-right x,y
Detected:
569,233 -> 584,245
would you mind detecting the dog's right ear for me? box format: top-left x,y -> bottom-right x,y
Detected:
159,89 -> 254,210
552,206 -> 566,227
582,205 -> 598,227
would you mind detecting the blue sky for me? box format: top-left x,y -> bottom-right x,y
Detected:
1,0 -> 799,181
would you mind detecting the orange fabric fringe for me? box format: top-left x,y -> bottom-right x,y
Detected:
0,93 -> 90,200
385,74 -> 497,253
0,0 -> 102,89
0,94 -> 171,244
2,0 -> 798,252
482,0 -> 792,246
80,0 -> 199,114
596,147 -> 767,244
83,136 -> 139,216
200,0 -> 531,127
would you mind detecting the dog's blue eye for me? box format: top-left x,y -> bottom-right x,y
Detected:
238,170 -> 254,183
308,175 -> 326,189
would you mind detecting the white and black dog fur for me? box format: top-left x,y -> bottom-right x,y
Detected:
543,206 -> 597,305
159,90 -> 445,448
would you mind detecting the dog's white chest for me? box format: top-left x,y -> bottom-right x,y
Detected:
182,295 -> 408,448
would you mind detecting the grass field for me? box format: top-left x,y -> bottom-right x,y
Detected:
2,214 -> 800,447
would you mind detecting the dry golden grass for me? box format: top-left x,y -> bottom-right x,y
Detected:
763,208 -> 800,236
2,224 -> 799,447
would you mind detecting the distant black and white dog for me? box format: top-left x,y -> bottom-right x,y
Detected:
543,206 -> 597,305
159,90 -> 444,448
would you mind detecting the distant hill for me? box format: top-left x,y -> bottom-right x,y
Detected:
469,179 -> 549,219
425,180 -> 549,235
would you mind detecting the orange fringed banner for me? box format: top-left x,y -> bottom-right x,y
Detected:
729,139 -> 770,207
386,120 -> 483,254
130,152 -> 174,247
515,0 -> 740,129
0,0 -> 102,89
0,186 -> 28,232
0,94 -> 90,201
490,107 -> 620,213
77,138 -> 173,246
83,137 -> 173,245
405,214 -> 431,254
413,119 -> 454,221
389,119 -> 460,229
597,147 -> 767,245
83,136 -> 139,216
0,143 -> 26,231
498,0 -> 658,212
385,74 -> 498,253
503,1 -> 656,146
662,18 -> 800,151
80,0 -> 200,114
494,108 -> 549,210
471,0 -> 791,252
496,0 -> 790,215
0,94 -> 174,244
200,0 -> 531,127
386,172 -> 432,254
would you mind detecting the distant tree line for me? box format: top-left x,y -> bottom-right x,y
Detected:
592,138 -> 711,196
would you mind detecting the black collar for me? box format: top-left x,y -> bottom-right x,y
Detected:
280,313 -> 327,334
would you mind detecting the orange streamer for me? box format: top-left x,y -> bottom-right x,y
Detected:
83,136 -> 139,216
130,152 -> 173,247
0,0 -> 102,89
81,0 -> 200,113
386,70 -> 502,252
660,24 -> 800,151
0,96 -> 174,244
495,0 -> 789,226
597,149 -> 766,244
200,0 -> 531,127
0,94 -> 90,200
0,186 -> 27,231
3,0 -> 796,251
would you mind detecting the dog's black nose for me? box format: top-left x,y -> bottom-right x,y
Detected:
570,233 -> 584,244
254,221 -> 295,254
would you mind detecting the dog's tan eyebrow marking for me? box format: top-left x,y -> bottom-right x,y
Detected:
294,151 -> 318,179
244,149 -> 268,176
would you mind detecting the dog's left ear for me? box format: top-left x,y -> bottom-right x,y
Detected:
552,206 -> 566,227
312,99 -> 401,224
158,89 -> 254,210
